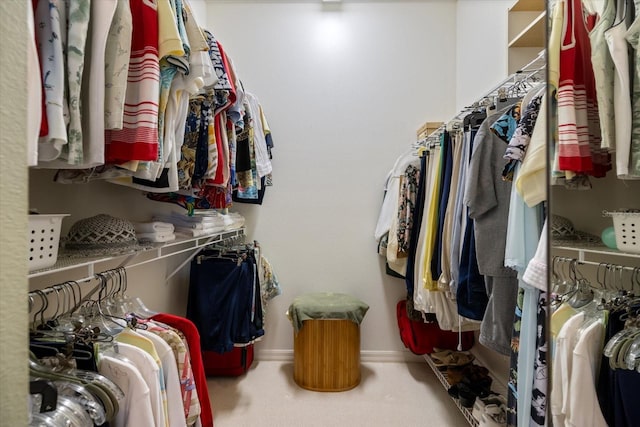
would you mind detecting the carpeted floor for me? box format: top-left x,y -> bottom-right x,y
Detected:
207,360 -> 469,427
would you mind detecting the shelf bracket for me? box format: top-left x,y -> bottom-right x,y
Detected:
164,228 -> 245,283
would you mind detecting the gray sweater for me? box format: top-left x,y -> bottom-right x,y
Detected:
464,105 -> 518,278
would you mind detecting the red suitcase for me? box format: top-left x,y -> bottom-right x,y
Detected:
202,345 -> 254,376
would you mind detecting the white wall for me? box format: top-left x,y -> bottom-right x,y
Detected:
205,0 -> 459,359
455,0 -> 513,111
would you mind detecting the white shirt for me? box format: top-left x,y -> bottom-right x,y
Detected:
567,319 -> 608,427
117,341 -> 167,427
374,148 -> 419,242
551,312 -> 585,427
98,353 -> 155,427
245,92 -> 273,178
139,329 -> 187,427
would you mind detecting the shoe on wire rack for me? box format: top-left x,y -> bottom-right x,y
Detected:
471,393 -> 507,422
478,403 -> 507,427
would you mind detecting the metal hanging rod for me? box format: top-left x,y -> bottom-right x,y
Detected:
416,51 -> 547,147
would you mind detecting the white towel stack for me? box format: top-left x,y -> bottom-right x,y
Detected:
154,212 -> 226,237
134,221 -> 176,243
221,212 -> 245,230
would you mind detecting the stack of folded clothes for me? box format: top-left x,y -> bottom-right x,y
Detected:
221,212 -> 245,230
154,212 -> 226,237
134,221 -> 176,243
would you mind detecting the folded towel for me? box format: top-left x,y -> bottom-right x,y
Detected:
175,225 -> 226,237
136,232 -> 177,243
154,213 -> 225,229
134,222 -> 175,234
172,211 -> 223,224
221,213 -> 245,230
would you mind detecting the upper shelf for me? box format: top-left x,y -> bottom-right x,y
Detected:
28,228 -> 246,280
553,243 -> 640,266
509,11 -> 546,48
509,0 -> 545,12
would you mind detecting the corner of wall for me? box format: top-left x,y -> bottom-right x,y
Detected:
0,1 -> 29,425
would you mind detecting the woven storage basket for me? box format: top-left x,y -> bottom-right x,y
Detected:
604,211 -> 640,254
28,214 -> 69,271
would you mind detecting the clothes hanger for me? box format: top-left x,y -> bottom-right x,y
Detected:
55,379 -> 108,426
29,380 -> 58,417
29,352 -> 122,422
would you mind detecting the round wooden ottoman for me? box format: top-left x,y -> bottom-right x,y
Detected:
287,293 -> 369,392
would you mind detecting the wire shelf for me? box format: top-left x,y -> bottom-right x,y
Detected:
423,354 -> 479,427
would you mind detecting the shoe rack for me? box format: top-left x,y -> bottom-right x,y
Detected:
424,354 -> 508,426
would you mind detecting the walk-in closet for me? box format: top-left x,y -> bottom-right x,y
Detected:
1,0 -> 639,426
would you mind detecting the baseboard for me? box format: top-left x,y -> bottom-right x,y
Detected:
256,349 -> 294,361
256,349 -> 424,363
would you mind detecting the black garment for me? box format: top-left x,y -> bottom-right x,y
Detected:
405,153 -> 428,297
193,99 -> 213,182
29,339 -> 98,372
132,167 -> 170,188
232,176 -> 267,205
455,128 -> 488,321
187,252 -> 264,353
456,220 -> 488,321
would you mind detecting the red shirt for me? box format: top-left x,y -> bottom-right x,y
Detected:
152,313 -> 214,427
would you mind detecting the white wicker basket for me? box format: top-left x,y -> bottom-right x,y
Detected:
604,210 -> 640,254
28,214 -> 69,272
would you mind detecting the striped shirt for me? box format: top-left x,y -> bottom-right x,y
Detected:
105,0 -> 160,163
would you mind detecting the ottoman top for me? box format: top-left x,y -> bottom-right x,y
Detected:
287,292 -> 369,333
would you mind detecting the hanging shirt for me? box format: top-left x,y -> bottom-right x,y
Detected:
397,164 -> 421,255
153,0 -> 186,175
146,321 -> 200,426
116,340 -> 167,427
104,0 -> 133,131
105,0 -> 160,163
419,145 -> 442,292
44,0 -> 118,169
551,311 -> 585,426
162,0 -> 213,193
465,104 -> 520,277
245,92 -> 272,179
151,313 -> 214,427
143,323 -> 201,426
374,148 -> 418,242
516,94 -> 549,206
557,0 -> 608,177
588,0 -> 616,150
566,320 -> 608,427
35,0 -> 67,162
503,94 -> 543,180
606,0 -> 635,178
138,328 -> 187,427
177,97 -> 204,190
430,132 -> 453,285
625,0 -> 640,178
438,128 -> 464,290
523,219 -> 548,292
98,353 -> 155,427
78,0 -> 117,168
61,0 -> 91,166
